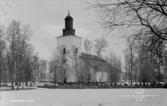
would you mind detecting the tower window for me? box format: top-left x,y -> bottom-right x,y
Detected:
63,48 -> 66,54
75,48 -> 78,54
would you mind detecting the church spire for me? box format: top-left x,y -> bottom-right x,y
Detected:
63,11 -> 75,36
68,10 -> 70,16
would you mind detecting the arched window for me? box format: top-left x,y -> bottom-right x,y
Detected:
63,48 -> 66,54
75,48 -> 78,54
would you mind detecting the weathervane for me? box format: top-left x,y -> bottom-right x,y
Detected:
68,10 -> 70,16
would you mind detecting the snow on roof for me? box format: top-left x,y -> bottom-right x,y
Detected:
80,53 -> 122,74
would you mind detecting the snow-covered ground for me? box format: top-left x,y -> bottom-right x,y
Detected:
1,88 -> 167,106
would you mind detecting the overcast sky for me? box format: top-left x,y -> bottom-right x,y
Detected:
1,0 -> 126,70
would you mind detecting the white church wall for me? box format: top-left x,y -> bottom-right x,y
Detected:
89,67 -> 96,82
71,36 -> 82,56
95,72 -> 108,82
72,36 -> 81,48
57,35 -> 82,57
102,72 -> 108,82
57,36 -> 73,50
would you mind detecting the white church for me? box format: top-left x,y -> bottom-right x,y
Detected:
50,12 -> 122,83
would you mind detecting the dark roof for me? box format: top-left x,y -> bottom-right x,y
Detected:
80,53 -> 122,74
56,35 -> 82,38
80,53 -> 105,62
65,13 -> 73,20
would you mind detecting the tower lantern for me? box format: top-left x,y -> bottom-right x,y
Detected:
63,10 -> 75,35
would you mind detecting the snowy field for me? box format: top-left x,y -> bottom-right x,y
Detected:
1,88 -> 167,106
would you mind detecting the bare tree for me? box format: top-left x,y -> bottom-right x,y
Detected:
105,50 -> 122,85
138,35 -> 166,83
124,36 -> 157,85
39,59 -> 47,81
93,37 -> 108,83
71,45 -> 83,83
3,20 -> 36,89
24,44 -> 35,86
139,46 -> 155,86
132,57 -> 139,82
83,38 -> 93,54
84,0 -> 167,40
94,37 -> 108,57
80,59 -> 91,83
0,0 -> 18,20
31,53 -> 40,83
105,50 -> 122,70
82,39 -> 93,83
84,0 -> 167,59
0,26 -> 6,87
124,54 -> 129,82
124,37 -> 137,85
49,60 -> 58,83
49,51 -> 62,83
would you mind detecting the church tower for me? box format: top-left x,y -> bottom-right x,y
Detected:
63,11 -> 75,35
56,11 -> 82,82
56,11 -> 82,56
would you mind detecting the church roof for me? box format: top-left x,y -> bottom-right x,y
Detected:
80,53 -> 105,62
56,35 -> 82,38
65,13 -> 73,20
80,53 -> 122,74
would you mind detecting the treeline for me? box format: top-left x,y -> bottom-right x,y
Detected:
124,35 -> 167,86
0,20 -> 47,89
84,0 -> 167,85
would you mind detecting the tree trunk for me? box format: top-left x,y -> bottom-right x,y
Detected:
158,61 -> 160,83
61,54 -> 64,83
125,66 -> 127,82
17,81 -> 19,90
130,57 -> 133,86
22,82 -> 24,88
94,70 -> 96,83
129,68 -> 130,83
26,70 -> 28,86
143,81 -> 146,86
110,75 -> 112,86
11,62 -> 14,89
0,50 -> 2,88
